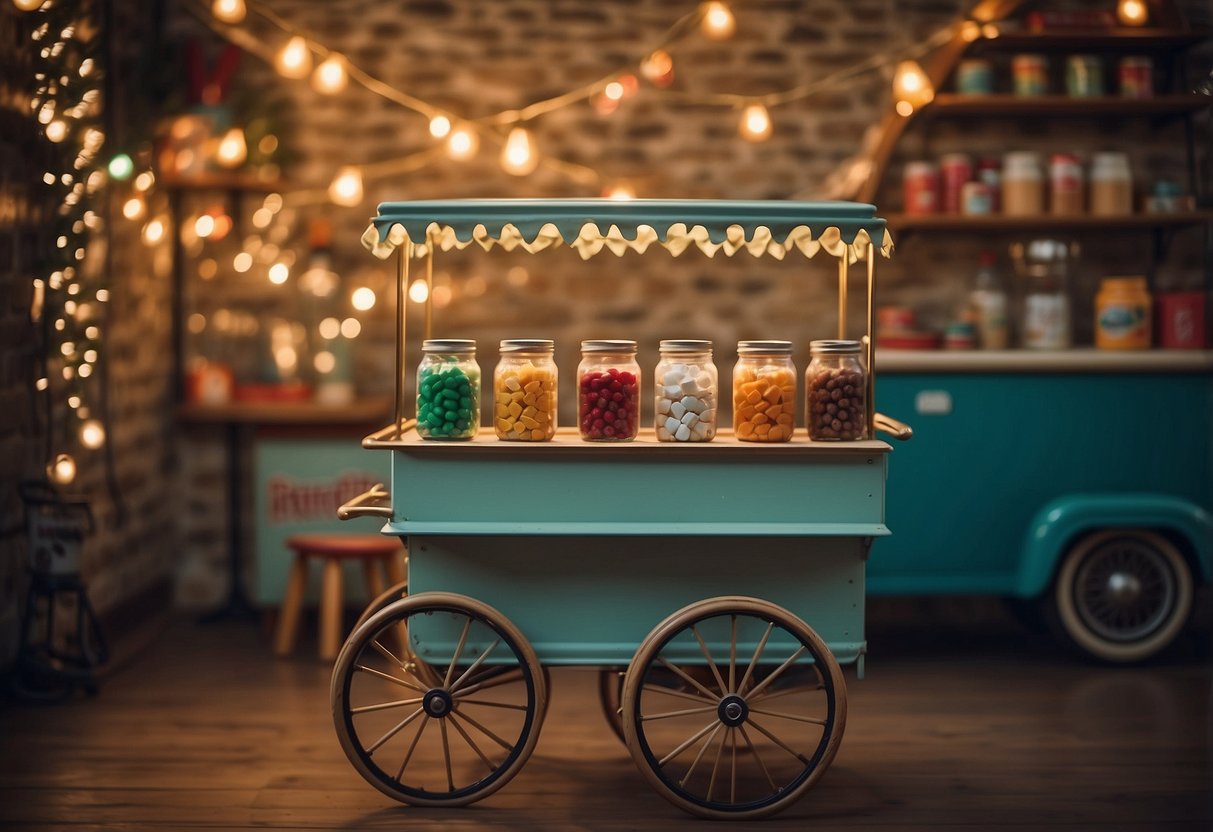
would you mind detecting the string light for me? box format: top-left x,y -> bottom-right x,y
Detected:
408,279 -> 429,303
340,317 -> 361,338
429,114 -> 451,139
328,165 -> 363,206
501,126 -> 538,176
122,197 -> 145,220
233,252 -> 253,272
350,287 -> 376,311
318,317 -> 341,339
640,49 -> 674,86
216,127 -> 247,167
194,214 -> 216,238
892,60 -> 934,116
605,183 -> 635,201
313,53 -> 348,94
80,419 -> 105,449
604,81 -> 625,102
107,153 -> 133,180
47,453 -> 76,485
268,262 -> 289,284
700,2 -> 735,40
212,0 -> 246,24
45,120 -> 67,142
13,0 -> 44,11
446,125 -> 479,160
134,171 -> 154,191
142,217 -> 166,245
739,103 -> 772,142
314,351 -> 336,373
1116,0 -> 1149,26
276,36 -> 312,79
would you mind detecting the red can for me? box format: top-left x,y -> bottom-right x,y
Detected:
903,161 -> 940,215
940,153 -> 973,214
1157,291 -> 1206,348
1118,56 -> 1153,99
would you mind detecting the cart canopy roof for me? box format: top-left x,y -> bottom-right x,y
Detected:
363,199 -> 892,262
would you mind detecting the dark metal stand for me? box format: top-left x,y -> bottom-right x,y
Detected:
199,422 -> 259,622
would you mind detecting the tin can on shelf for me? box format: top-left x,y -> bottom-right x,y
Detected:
903,161 -> 940,215
961,180 -> 994,215
1157,291 -> 1206,349
1118,56 -> 1153,99
956,58 -> 993,94
654,340 -> 717,442
940,153 -> 973,214
578,340 -> 640,441
1065,55 -> 1104,97
493,339 -> 557,441
1095,277 -> 1152,350
1049,153 -> 1084,216
1003,151 -> 1044,216
976,157 -> 1002,212
1012,54 -> 1048,96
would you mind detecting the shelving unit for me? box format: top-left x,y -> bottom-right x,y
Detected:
922,93 -> 1207,119
886,211 -> 1213,232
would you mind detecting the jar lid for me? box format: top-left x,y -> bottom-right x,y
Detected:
500,338 -> 554,352
422,338 -> 476,353
737,340 -> 793,354
581,339 -> 637,353
810,339 -> 863,355
659,339 -> 712,352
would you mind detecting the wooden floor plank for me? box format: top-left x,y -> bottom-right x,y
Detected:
1,609 -> 1210,830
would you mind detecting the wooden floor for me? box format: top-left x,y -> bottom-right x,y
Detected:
1,602 -> 1210,831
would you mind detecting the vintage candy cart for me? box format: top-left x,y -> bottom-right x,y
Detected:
333,199 -> 911,819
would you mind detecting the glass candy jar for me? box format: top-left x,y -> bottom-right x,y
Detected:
732,340 -> 796,443
654,340 -> 717,442
494,339 -> 557,441
578,340 -> 640,441
416,339 -> 480,440
805,340 -> 867,441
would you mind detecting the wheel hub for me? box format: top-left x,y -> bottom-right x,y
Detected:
423,688 -> 454,718
1105,571 -> 1142,604
717,694 -> 749,727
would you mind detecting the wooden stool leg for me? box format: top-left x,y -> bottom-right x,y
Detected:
319,558 -> 344,661
363,559 -> 386,605
274,554 -> 309,657
385,547 -> 407,588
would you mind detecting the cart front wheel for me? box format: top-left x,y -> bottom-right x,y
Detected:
1050,529 -> 1193,663
621,596 -> 846,820
331,592 -> 547,807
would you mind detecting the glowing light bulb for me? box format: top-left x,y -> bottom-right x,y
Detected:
122,196 -> 145,220
1117,0 -> 1148,26
739,103 -> 772,141
501,126 -> 538,176
45,120 -> 67,142
429,114 -> 452,139
701,2 -> 735,40
134,171 -> 154,191
314,351 -> 336,374
107,153 -> 134,180
276,36 -> 312,79
80,419 -> 105,449
604,81 -> 625,101
142,217 -> 165,245
216,127 -> 247,167
211,0 -> 245,24
350,286 -> 376,311
319,317 -> 341,339
328,166 -> 363,206
605,183 -> 635,201
408,279 -> 429,303
892,60 -> 934,115
195,214 -> 216,238
313,54 -> 348,94
233,252 -> 253,272
340,317 -> 361,338
447,125 -> 479,160
48,453 -> 76,485
641,49 -> 674,84
268,262 -> 289,284
13,0 -> 44,12
960,20 -> 981,42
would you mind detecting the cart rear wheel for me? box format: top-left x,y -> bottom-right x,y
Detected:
1050,529 -> 1193,663
354,579 -> 409,632
331,592 -> 547,807
621,596 -> 846,820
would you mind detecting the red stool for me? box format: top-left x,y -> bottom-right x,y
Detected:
274,534 -> 406,660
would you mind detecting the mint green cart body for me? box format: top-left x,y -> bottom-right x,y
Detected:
332,200 -> 909,820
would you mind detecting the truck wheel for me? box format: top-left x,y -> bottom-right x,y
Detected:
1049,529 -> 1193,663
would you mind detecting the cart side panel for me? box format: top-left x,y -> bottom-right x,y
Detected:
407,534 -> 867,667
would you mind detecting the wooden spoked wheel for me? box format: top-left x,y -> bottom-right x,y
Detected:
621,596 -> 846,820
598,669 -> 626,745
354,579 -> 409,632
331,592 -> 547,807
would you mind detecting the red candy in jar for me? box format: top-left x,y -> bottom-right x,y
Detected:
578,340 -> 640,441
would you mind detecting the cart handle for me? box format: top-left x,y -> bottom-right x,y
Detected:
337,483 -> 393,520
874,413 -> 913,441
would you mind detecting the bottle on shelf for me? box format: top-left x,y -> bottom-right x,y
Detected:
1090,152 -> 1134,216
1012,238 -> 1075,350
970,251 -> 1010,350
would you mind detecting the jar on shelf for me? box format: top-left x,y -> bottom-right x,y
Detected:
417,339 -> 480,440
1095,277 -> 1152,350
1012,54 -> 1048,96
1049,153 -> 1084,216
805,340 -> 867,441
940,153 -> 973,215
903,161 -> 940,215
578,340 -> 639,441
1003,152 -> 1044,216
1012,239 -> 1074,350
955,58 -> 993,94
1090,152 -> 1133,216
1118,56 -> 1153,99
1065,55 -> 1104,97
655,340 -> 717,443
732,340 -> 796,443
494,339 -> 557,441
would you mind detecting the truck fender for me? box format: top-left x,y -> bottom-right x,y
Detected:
1014,493 -> 1213,598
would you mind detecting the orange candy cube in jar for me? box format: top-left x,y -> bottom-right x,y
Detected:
732,340 -> 796,442
493,339 -> 557,441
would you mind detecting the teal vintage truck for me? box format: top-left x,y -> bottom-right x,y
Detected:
873,349 -> 1213,662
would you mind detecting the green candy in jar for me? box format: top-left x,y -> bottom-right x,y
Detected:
416,339 -> 480,440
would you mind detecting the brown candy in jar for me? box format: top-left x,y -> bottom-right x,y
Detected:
805,340 -> 867,441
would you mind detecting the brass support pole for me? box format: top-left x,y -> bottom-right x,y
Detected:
394,242 -> 413,438
837,256 -> 849,339
424,245 -> 434,340
866,250 -> 876,440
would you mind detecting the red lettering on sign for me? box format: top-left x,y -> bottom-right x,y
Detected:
267,472 -> 378,524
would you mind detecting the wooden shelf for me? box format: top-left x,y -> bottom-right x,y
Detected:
886,212 -> 1213,233
926,93 -> 1209,118
972,27 -> 1210,52
177,395 -> 393,426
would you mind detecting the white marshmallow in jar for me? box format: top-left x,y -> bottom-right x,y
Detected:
654,339 -> 717,442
